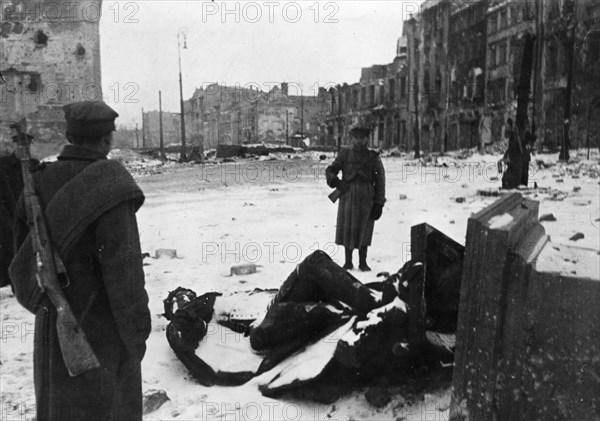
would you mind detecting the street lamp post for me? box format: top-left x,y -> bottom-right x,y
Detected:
177,28 -> 188,162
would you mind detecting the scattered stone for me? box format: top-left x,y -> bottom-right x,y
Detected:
477,188 -> 502,197
539,214 -> 557,222
230,263 -> 260,276
399,194 -> 408,200
449,220 -> 455,224
556,178 -> 564,183
573,200 -> 592,206
489,176 -> 499,182
569,232 -> 585,242
455,197 -> 466,203
143,390 -> 170,415
155,249 -> 177,259
365,386 -> 391,408
573,186 -> 581,192
461,184 -> 469,189
319,155 -> 327,160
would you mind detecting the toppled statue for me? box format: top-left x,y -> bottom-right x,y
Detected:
164,244 -> 462,402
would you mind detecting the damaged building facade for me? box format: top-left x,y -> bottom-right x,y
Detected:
403,0 -> 599,154
537,0 -> 600,155
326,37 -> 410,149
0,0 -> 103,156
141,110 -> 182,149
186,83 -> 330,150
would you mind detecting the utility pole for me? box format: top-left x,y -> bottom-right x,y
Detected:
141,108 -> 145,149
135,123 -> 139,149
300,93 -> 304,137
286,109 -> 289,145
159,90 -> 164,158
337,86 -> 342,152
177,28 -> 188,162
560,25 -> 576,162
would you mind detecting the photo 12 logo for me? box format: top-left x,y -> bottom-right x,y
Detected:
0,1 -> 103,22
201,1 -> 340,24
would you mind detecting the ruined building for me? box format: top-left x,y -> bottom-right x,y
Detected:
484,0 -> 536,144
537,0 -> 600,154
404,0 -> 600,155
447,0 -> 488,150
1,0 -> 103,156
327,36 -> 409,150
187,83 -> 330,150
141,110 -> 181,149
404,0 -> 452,154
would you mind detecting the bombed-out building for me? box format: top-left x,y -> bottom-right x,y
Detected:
537,0 -> 600,155
447,0 -> 488,151
327,36 -> 410,150
141,110 -> 182,149
484,0 -> 537,145
188,83 -> 329,149
0,0 -> 103,156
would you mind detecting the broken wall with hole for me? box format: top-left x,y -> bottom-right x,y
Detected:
0,0 -> 102,157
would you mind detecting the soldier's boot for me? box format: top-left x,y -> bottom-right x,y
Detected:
343,247 -> 353,270
358,247 -> 371,272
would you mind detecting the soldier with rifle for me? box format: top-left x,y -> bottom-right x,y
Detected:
325,126 -> 386,271
9,101 -> 151,420
0,132 -> 38,288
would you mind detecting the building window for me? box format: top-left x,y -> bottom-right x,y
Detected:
389,78 -> 395,102
547,42 -> 558,78
500,8 -> 508,28
489,44 -> 497,68
400,77 -> 406,99
498,42 -> 507,65
489,13 -> 498,34
369,85 -> 375,105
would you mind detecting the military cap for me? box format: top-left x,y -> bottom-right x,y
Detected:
349,126 -> 371,139
63,100 -> 118,138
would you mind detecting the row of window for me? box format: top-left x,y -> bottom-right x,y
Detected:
330,77 -> 408,113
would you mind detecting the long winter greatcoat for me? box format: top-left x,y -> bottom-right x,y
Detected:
326,147 -> 386,249
13,145 -> 151,421
0,153 -> 38,287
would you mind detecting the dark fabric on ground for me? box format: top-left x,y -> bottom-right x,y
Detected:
249,250 -> 378,351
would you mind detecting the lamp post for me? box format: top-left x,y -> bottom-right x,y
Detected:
177,28 -> 188,162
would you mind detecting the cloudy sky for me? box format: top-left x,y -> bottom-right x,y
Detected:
99,1 -> 423,127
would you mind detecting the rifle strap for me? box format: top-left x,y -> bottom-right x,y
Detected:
77,284 -> 100,326
9,160 -> 144,314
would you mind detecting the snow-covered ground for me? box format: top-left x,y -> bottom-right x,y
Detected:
1,149 -> 599,420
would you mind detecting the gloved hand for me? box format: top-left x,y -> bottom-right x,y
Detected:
329,177 -> 349,193
327,177 -> 340,188
370,203 -> 383,220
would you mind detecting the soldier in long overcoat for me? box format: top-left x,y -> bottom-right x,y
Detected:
501,118 -> 523,189
11,101 -> 151,421
326,127 -> 386,271
0,134 -> 38,288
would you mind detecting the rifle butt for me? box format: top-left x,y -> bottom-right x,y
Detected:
56,310 -> 100,376
328,189 -> 342,203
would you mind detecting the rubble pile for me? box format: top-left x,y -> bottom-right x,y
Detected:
108,148 -> 167,176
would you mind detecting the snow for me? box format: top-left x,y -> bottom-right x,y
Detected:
488,213 -> 514,229
1,149 -> 599,420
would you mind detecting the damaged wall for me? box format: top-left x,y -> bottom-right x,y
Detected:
0,0 -> 102,156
